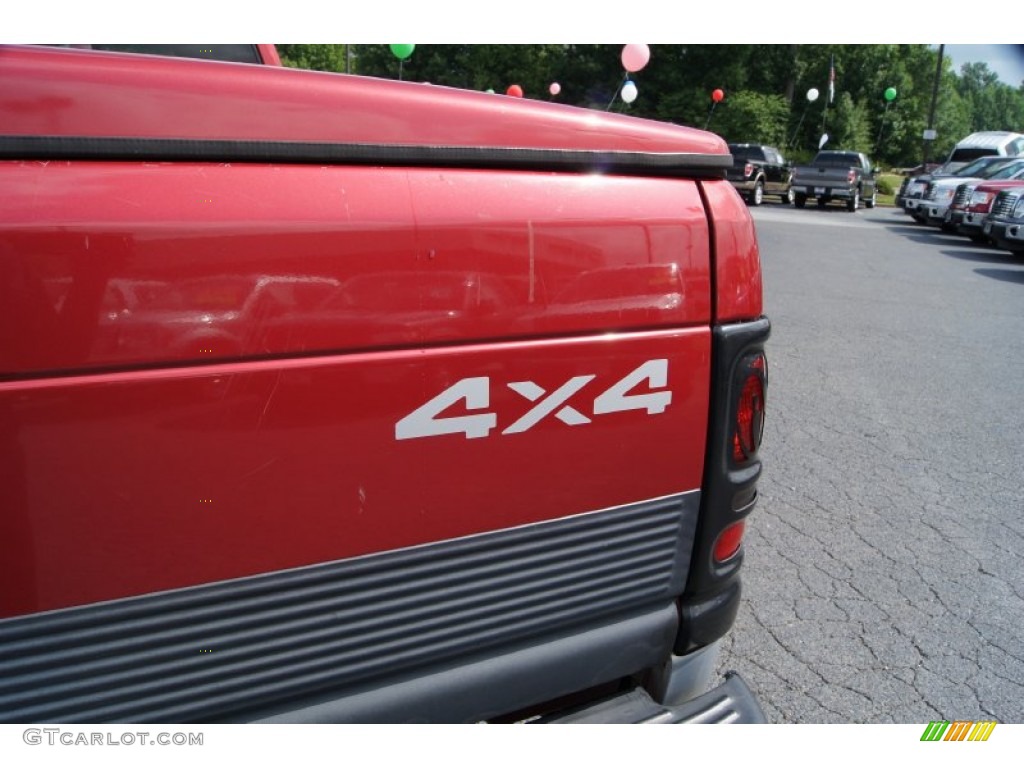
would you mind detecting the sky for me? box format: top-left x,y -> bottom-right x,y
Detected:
942,45 -> 1024,87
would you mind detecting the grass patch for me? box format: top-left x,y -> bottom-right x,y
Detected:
875,173 -> 902,207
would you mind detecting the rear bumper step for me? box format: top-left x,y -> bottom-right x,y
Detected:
539,672 -> 766,724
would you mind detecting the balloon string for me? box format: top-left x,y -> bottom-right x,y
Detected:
789,105 -> 809,150
606,72 -> 629,111
704,102 -> 717,130
875,100 -> 891,155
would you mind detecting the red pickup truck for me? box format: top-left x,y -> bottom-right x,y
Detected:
0,44 -> 769,723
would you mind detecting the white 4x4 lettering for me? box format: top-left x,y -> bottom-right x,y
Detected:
395,359 -> 671,441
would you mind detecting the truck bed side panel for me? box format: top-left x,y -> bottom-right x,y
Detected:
699,180 -> 762,322
0,163 -> 713,618
1,162 -> 711,377
0,330 -> 710,617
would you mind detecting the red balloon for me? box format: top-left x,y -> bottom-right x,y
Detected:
712,89 -> 725,103
506,84 -> 523,98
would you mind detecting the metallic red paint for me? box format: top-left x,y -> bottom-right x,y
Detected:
0,330 -> 710,617
1,162 -> 711,377
0,45 -> 727,155
699,180 -> 764,322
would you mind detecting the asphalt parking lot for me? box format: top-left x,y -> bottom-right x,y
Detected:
714,202 -> 1024,724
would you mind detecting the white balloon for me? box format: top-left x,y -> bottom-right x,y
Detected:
621,80 -> 638,104
807,88 -> 820,102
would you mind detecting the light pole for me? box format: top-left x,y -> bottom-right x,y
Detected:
923,45 -> 944,167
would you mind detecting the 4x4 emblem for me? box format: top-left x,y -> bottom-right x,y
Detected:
396,359 -> 671,440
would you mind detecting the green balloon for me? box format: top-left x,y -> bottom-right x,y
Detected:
884,87 -> 897,102
390,44 -> 415,61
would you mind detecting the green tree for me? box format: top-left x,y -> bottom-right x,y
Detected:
956,62 -> 1024,132
926,69 -> 973,164
277,44 -> 349,73
548,45 -> 621,110
709,91 -> 790,145
828,92 -> 873,152
271,44 -> 1024,169
351,44 -> 571,96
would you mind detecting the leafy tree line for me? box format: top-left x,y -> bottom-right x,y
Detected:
275,44 -> 1024,168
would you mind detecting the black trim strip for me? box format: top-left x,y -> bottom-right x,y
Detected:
0,136 -> 731,178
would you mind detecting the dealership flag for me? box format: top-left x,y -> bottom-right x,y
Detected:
828,55 -> 835,103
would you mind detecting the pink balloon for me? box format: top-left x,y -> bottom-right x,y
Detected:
549,82 -> 561,96
506,84 -> 523,98
712,88 -> 724,103
621,44 -> 650,73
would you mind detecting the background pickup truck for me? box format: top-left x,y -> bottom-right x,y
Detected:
791,150 -> 878,211
0,44 -> 769,724
726,143 -> 794,206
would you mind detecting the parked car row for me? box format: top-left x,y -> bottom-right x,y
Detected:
726,144 -> 878,212
900,156 -> 1022,223
898,156 -> 1024,257
896,131 -> 1024,206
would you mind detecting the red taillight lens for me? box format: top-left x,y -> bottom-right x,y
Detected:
713,520 -> 746,563
732,354 -> 766,463
848,169 -> 857,184
744,162 -> 754,178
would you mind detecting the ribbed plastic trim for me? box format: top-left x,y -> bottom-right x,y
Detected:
0,492 -> 698,723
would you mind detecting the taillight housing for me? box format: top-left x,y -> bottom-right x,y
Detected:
744,162 -> 754,178
847,169 -> 857,184
732,353 -> 766,464
713,521 -> 746,563
675,318 -> 769,653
